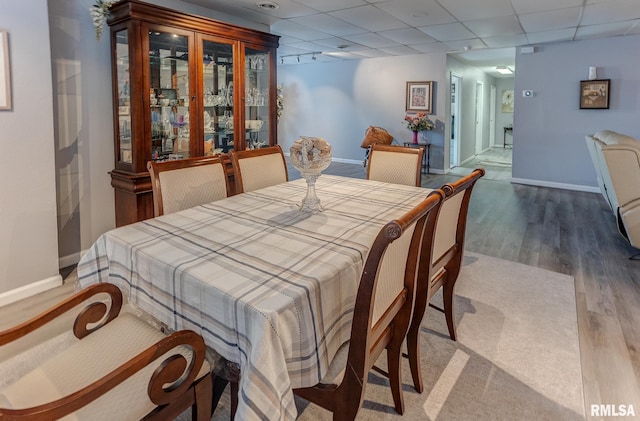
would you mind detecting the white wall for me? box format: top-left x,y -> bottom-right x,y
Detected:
513,35 -> 640,189
0,0 -> 61,299
278,53 -> 448,170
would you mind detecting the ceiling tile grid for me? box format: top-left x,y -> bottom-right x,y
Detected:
182,0 -> 640,77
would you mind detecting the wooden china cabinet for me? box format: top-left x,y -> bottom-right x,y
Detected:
107,0 -> 279,226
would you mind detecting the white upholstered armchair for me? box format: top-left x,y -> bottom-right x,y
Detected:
585,130 -> 640,250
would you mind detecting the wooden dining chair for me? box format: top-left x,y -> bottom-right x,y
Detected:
293,189 -> 444,420
0,282 -> 212,420
367,144 -> 424,187
229,145 -> 288,193
406,168 -> 485,393
147,156 -> 229,216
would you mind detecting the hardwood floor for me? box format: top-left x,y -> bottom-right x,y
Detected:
315,159 -> 640,420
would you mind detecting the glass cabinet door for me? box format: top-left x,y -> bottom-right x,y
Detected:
115,29 -> 131,164
148,30 -> 191,162
202,38 -> 235,155
244,46 -> 271,150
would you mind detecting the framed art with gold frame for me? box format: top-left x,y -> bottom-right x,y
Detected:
406,81 -> 433,113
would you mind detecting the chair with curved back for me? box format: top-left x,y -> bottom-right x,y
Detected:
147,156 -> 229,217
406,168 -> 485,393
0,282 -> 212,420
292,189 -> 444,420
367,144 -> 424,187
229,145 -> 288,193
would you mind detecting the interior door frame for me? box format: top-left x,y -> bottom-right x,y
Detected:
489,85 -> 496,147
475,81 -> 484,155
450,72 -> 462,168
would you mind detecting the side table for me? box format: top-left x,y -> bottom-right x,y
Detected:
503,126 -> 513,148
403,142 -> 431,174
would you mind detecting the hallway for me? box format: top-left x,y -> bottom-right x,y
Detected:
450,147 -> 512,182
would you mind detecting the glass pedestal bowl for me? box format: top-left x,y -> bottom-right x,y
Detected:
290,137 -> 332,213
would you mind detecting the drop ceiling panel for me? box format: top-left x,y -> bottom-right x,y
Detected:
378,45 -> 423,55
419,23 -> 476,41
482,34 -> 529,48
374,0 -> 457,26
575,21 -> 638,39
289,14 -> 368,37
291,0 -> 368,13
581,0 -> 640,25
436,0 -> 514,21
525,28 -> 576,44
463,15 -> 523,38
510,0 -> 583,15
351,49 -> 395,58
377,28 -> 437,44
270,20 -> 331,40
329,5 -> 408,32
342,32 -> 402,48
444,38 -> 487,51
410,42 -> 451,53
519,7 -> 582,32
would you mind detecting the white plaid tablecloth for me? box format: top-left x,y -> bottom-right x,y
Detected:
77,175 -> 431,420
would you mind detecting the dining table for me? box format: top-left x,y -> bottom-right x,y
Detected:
77,174 -> 432,420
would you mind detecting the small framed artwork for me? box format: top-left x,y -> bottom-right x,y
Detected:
580,79 -> 610,109
0,30 -> 11,110
406,81 -> 433,113
501,89 -> 514,113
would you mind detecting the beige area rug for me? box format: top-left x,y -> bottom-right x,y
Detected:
0,256 -> 584,420
209,252 -> 585,420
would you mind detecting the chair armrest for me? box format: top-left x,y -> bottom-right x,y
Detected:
0,329 -> 207,419
0,283 -> 123,347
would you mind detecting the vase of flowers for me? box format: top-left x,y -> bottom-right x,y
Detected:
404,112 -> 434,144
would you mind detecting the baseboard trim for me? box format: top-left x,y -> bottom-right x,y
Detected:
511,177 -> 600,193
0,275 -> 64,307
428,168 -> 447,175
331,157 -> 362,165
59,250 -> 87,269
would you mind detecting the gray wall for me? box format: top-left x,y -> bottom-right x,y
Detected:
513,35 -> 640,189
0,0 -> 61,300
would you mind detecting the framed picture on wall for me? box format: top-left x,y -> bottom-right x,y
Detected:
406,81 -> 433,113
580,79 -> 610,109
0,30 -> 11,110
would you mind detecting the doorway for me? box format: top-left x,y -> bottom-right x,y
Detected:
474,81 -> 484,155
450,73 -> 462,168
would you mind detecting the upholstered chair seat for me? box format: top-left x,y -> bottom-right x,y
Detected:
367,144 -> 423,187
147,156 -> 229,216
230,145 -> 288,193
